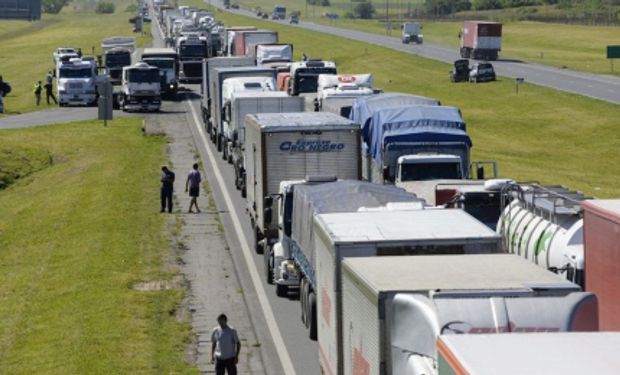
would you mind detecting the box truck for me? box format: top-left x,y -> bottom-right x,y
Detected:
229,30 -> 278,56
244,112 -> 361,255
437,332 -> 618,375
316,74 -> 375,112
342,254 -> 598,375
314,209 -> 501,374
459,21 -> 502,61
582,199 -> 620,330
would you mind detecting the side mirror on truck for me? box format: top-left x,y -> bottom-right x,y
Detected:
264,207 -> 272,224
264,196 -> 273,208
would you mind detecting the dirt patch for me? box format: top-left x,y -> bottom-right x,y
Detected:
132,275 -> 184,292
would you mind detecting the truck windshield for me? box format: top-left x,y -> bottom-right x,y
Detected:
143,59 -> 174,70
128,69 -> 159,83
179,44 -> 206,57
106,53 -> 131,67
400,162 -> 462,181
59,67 -> 93,78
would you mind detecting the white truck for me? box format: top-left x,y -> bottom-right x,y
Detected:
288,60 -> 337,111
341,254 -> 598,375
200,56 -> 255,133
273,180 -> 423,299
437,332 -> 618,375
141,48 -> 178,99
315,73 -> 375,113
244,112 -> 361,255
401,22 -> 423,44
254,43 -> 293,68
56,58 -> 98,106
118,62 -> 161,112
210,66 -> 276,152
53,47 -> 80,66
176,34 -> 208,82
101,37 -> 135,85
315,209 -> 502,374
497,183 -> 588,286
222,91 -> 304,196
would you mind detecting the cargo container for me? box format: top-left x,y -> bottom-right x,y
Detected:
582,199 -> 620,330
341,254 -> 598,375
244,112 -> 361,255
314,209 -> 501,375
459,21 -> 502,61
437,333 -> 618,375
349,93 -> 440,130
230,30 -> 278,56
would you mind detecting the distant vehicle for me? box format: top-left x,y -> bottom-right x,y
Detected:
262,13 -> 269,19
289,15 -> 299,24
56,58 -> 97,106
118,62 -> 161,112
230,3 -> 239,9
450,59 -> 470,83
460,21 -> 502,60
401,22 -> 422,44
469,62 -> 496,83
256,11 -> 263,17
272,5 -> 286,20
53,47 -> 81,66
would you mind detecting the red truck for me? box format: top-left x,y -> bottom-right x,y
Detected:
460,21 -> 502,61
582,199 -> 620,330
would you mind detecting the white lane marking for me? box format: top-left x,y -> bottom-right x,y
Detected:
186,98 -> 297,375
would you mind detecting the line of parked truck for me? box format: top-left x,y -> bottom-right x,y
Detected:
151,2 -> 620,374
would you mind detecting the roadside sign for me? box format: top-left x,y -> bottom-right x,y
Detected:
607,45 -> 620,59
515,77 -> 525,94
97,79 -> 113,125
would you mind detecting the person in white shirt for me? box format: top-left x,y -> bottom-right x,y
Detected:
211,313 -> 241,375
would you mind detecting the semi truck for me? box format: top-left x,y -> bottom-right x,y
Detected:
401,22 -> 423,44
56,58 -> 98,106
229,30 -> 278,56
253,43 -> 293,68
288,60 -> 337,109
349,92 -> 440,130
220,76 -> 279,161
270,180 -> 422,296
201,56 -> 255,131
244,112 -> 361,255
222,92 -> 304,195
361,105 -> 471,184
118,62 -> 161,112
222,26 -> 257,56
582,199 -> 620,330
101,37 -> 135,85
272,5 -> 286,20
436,333 -> 618,375
343,254 -> 598,375
314,209 -> 502,373
460,21 -> 502,61
141,48 -> 179,99
497,183 -> 588,286
210,66 -> 276,151
315,74 -> 375,112
176,33 -> 208,82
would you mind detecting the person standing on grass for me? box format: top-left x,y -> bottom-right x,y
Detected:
160,165 -> 175,213
33,81 -> 42,106
211,313 -> 241,375
185,163 -> 202,213
44,80 -> 57,105
46,71 -> 53,85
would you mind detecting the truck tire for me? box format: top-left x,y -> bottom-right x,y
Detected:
254,225 -> 264,255
217,134 -> 223,152
308,291 -> 318,341
300,278 -> 308,325
276,283 -> 288,298
264,246 -> 274,284
222,145 -> 228,161
241,187 -> 246,198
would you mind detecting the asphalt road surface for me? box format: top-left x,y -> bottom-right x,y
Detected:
218,2 -> 620,105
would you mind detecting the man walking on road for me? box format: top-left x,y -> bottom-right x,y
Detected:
211,314 -> 241,375
44,80 -> 57,105
34,81 -> 42,106
160,165 -> 175,213
185,163 -> 202,213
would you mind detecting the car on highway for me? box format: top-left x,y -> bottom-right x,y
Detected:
450,59 -> 470,83
469,62 -> 496,83
289,15 -> 299,24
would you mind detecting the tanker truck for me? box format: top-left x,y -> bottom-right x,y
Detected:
497,183 -> 588,286
341,254 -> 598,375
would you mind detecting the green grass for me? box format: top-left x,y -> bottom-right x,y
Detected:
188,5 -> 620,198
0,144 -> 51,189
0,119 -> 198,374
0,1 -> 151,116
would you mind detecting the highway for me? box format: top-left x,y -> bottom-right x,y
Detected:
219,2 -> 620,105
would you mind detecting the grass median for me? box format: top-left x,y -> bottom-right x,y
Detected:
0,1 -> 151,116
0,119 -> 197,374
185,5 -> 620,198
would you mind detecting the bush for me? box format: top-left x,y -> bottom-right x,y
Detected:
96,1 -> 116,14
321,0 -> 331,5
424,0 -> 471,16
354,1 -> 375,18
42,0 -> 71,14
472,0 -> 503,10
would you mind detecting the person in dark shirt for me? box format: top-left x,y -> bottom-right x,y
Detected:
185,163 -> 202,213
160,165 -> 175,213
44,80 -> 57,105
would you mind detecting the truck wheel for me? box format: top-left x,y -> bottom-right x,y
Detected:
264,246 -> 274,284
222,145 -> 228,161
217,135 -> 223,152
308,291 -> 318,341
276,283 -> 288,298
241,187 -> 246,198
227,153 -> 233,165
254,225 -> 264,255
300,278 -> 307,325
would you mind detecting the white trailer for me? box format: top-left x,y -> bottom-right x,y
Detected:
316,73 -> 375,112
341,254 -> 598,375
314,209 -> 501,375
437,332 -> 617,375
224,91 -> 304,195
244,112 -> 361,255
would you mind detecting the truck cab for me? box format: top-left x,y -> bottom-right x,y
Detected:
288,60 -> 337,110
316,73 -> 375,112
53,47 -> 80,66
272,5 -> 286,20
101,37 -> 136,85
56,58 -> 97,106
396,154 -> 463,183
176,34 -> 208,82
401,22 -> 423,44
119,62 -> 161,112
